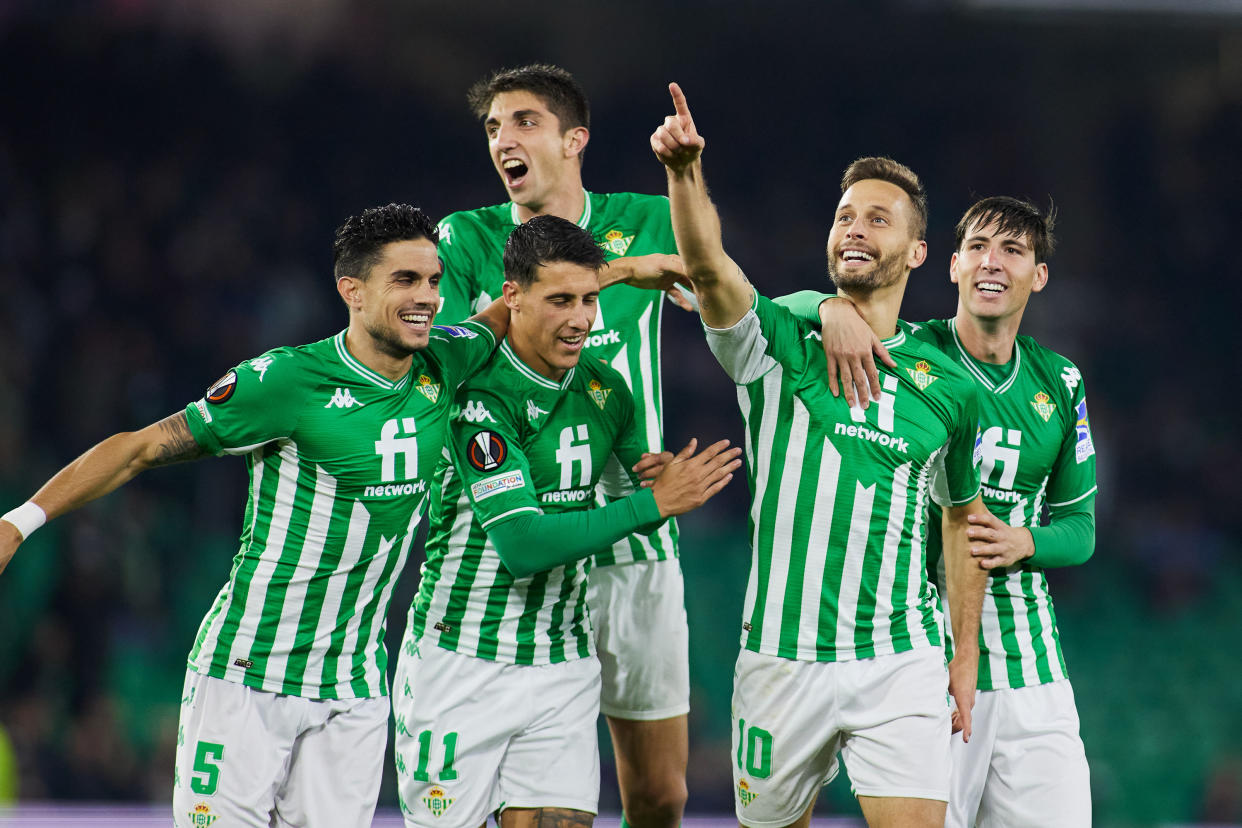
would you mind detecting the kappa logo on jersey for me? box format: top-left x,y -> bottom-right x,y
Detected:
433,325 -> 478,339
325,387 -> 365,409
466,430 -> 507,472
416,374 -> 441,404
471,470 -> 526,501
526,399 -> 549,422
600,228 -> 635,257
460,400 -> 496,423
587,378 -> 611,410
1074,399 -> 1095,463
1031,391 -> 1057,422
1061,365 -> 1082,393
736,779 -> 758,807
205,371 -> 237,404
187,803 -> 219,826
249,356 -> 274,381
422,786 -> 455,817
907,359 -> 938,390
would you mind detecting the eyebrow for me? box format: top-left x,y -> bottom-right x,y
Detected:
967,234 -> 1029,250
390,266 -> 442,280
836,203 -> 893,215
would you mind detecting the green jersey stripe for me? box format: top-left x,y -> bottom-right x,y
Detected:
770,392 -> 812,657
871,462 -> 911,652
799,431 -> 840,657
743,369 -> 786,652
269,463 -> 337,692
835,479 -> 876,655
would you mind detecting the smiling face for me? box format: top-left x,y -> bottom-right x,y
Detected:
503,260 -> 600,381
484,90 -> 586,213
950,219 -> 1048,322
348,238 -> 442,358
826,178 -> 926,292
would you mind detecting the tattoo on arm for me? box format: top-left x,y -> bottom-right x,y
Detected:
533,808 -> 593,828
151,413 -> 208,466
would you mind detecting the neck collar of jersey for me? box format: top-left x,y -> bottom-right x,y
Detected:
499,337 -> 576,390
880,328 -> 906,350
334,330 -> 411,391
949,317 -> 1021,394
509,188 -> 592,229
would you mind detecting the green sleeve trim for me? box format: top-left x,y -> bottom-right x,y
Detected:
1027,497 -> 1096,568
772,290 -> 835,324
488,489 -> 663,578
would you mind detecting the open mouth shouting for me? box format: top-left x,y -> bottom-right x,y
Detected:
502,157 -> 529,188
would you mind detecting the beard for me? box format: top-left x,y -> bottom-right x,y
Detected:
364,317 -> 425,360
826,244 -> 908,292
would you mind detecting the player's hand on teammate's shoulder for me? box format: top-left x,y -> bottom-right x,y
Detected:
649,437 -> 743,518
613,253 -> 697,312
816,296 -> 895,410
651,83 -> 705,173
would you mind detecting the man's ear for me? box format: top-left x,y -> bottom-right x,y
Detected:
502,279 -> 522,312
1032,262 -> 1049,294
564,126 -> 589,160
337,276 -> 362,308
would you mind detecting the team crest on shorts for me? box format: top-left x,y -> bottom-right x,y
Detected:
1030,391 -> 1056,422
601,228 -> 635,257
422,786 -> 456,817
588,378 -> 611,410
187,803 -> 219,826
736,778 -> 758,807
906,360 -> 938,390
417,374 -> 441,404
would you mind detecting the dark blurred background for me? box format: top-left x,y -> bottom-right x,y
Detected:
1,1 -> 1240,825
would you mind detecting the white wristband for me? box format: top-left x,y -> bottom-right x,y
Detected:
2,502 -> 47,540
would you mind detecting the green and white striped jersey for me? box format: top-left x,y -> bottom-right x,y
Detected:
436,191 -> 677,565
706,294 -> 981,663
408,339 -> 649,665
919,318 -> 1097,690
182,323 -> 495,699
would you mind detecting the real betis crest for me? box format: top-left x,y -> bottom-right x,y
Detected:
1031,391 -> 1057,422
417,374 -> 441,403
907,359 -> 938,390
588,378 -> 611,410
736,778 -> 758,807
187,803 -> 219,826
601,228 -> 634,257
422,786 -> 455,817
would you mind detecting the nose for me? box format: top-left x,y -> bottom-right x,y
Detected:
494,122 -> 517,150
844,217 -> 866,239
981,246 -> 1002,270
573,300 -> 594,332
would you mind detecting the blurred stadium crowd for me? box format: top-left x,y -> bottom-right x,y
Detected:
1,4 -> 1240,825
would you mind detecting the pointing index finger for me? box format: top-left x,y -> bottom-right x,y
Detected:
669,82 -> 692,120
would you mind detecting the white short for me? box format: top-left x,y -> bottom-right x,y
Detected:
391,639 -> 602,828
587,558 -> 690,720
731,647 -> 952,826
172,669 -> 389,828
947,679 -> 1091,828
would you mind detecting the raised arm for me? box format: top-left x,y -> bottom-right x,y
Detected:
0,411 -> 209,574
650,83 -> 753,328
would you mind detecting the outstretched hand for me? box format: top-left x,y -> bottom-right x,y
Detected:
651,83 -> 705,172
620,253 -> 698,312
649,437 -> 743,517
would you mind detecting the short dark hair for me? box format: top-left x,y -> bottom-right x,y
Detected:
840,157 -> 928,241
955,196 -> 1057,263
333,203 -> 439,281
467,63 -> 591,133
503,215 -> 605,289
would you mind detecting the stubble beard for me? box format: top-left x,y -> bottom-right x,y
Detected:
826,245 -> 908,293
364,318 -> 424,360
